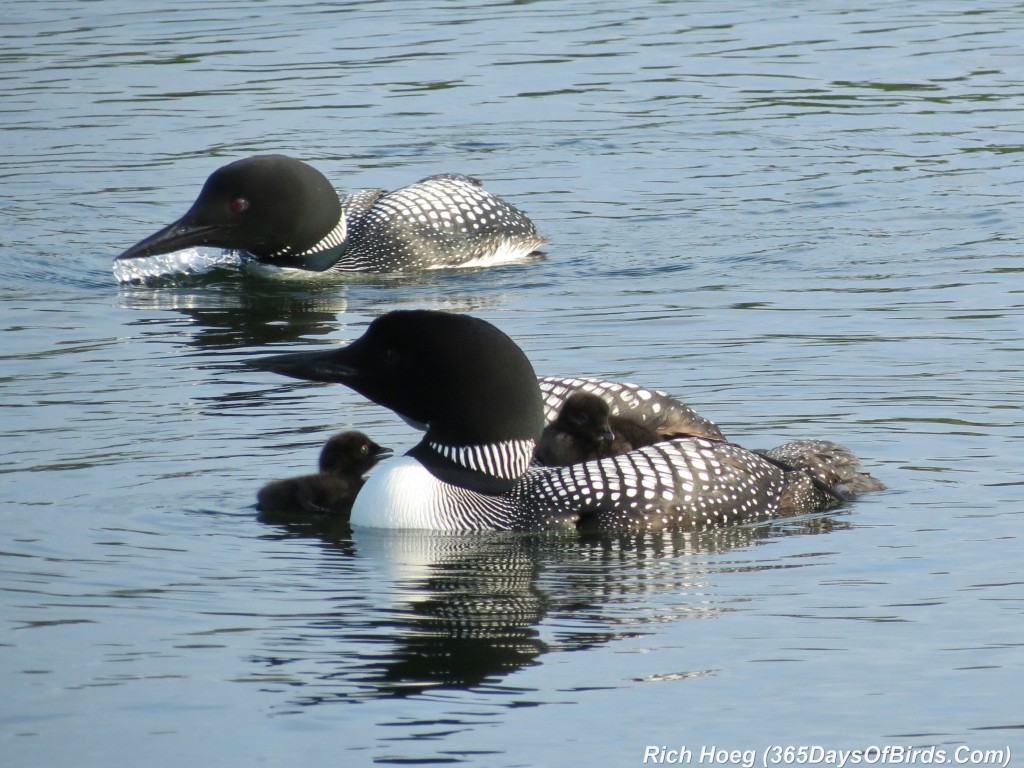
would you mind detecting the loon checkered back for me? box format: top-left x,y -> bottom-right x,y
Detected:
333,173 -> 545,272
255,311 -> 883,532
116,156 -> 545,273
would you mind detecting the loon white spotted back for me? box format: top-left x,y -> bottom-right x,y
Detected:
116,155 -> 545,273
255,310 -> 883,532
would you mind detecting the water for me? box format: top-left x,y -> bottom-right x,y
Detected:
3,1 -> 1023,765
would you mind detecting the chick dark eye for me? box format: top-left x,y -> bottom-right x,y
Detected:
229,197 -> 250,213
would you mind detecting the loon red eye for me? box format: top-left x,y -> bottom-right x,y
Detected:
229,197 -> 250,213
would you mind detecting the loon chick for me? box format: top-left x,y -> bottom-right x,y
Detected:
255,310 -> 881,532
536,391 -> 663,466
256,431 -> 392,517
116,154 -> 546,273
538,376 -> 725,443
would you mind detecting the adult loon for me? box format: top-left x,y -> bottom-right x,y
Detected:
536,391 -> 663,466
256,431 -> 392,518
115,154 -> 546,273
255,310 -> 882,532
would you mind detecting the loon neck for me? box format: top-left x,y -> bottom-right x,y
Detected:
409,437 -> 536,495
265,209 -> 349,271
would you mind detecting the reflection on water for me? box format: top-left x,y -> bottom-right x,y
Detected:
117,281 -> 350,350
249,516 -> 848,703
114,269 -> 534,351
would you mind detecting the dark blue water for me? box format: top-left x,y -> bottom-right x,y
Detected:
3,2 -> 1022,766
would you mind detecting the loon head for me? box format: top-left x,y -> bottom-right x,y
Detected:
116,155 -> 344,267
258,310 -> 547,449
318,431 -> 393,476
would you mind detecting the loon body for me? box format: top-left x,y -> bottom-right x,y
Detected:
256,310 -> 882,532
256,431 -> 392,518
116,155 -> 545,273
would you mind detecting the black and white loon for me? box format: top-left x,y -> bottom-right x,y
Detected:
256,310 -> 883,532
115,155 -> 546,273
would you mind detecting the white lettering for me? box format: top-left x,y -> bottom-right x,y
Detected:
648,743 -> 1007,768
693,746 -> 754,767
955,746 -> 1010,766
642,746 -> 693,764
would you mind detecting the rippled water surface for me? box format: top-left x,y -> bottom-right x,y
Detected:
3,2 -> 1023,766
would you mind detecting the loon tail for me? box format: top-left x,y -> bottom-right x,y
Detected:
756,439 -> 886,515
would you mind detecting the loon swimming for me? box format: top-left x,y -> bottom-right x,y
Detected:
255,310 -> 883,532
256,431 -> 392,518
115,154 -> 546,273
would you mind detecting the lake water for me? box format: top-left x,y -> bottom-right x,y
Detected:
2,1 -> 1022,766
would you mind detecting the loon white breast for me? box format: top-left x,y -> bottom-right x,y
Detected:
115,155 -> 546,274
255,310 -> 884,532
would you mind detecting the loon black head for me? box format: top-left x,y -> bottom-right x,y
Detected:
116,155 -> 342,265
258,310 -> 546,448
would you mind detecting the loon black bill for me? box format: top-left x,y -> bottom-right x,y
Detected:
117,215 -> 226,260
252,349 -> 358,385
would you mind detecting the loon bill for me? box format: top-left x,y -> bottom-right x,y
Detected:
116,154 -> 546,273
254,310 -> 884,532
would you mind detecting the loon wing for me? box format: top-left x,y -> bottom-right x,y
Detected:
337,176 -> 544,271
515,437 -> 846,532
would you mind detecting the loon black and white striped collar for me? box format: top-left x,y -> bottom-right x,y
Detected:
409,438 -> 536,496
428,438 -> 535,480
266,215 -> 350,271
304,214 -> 348,255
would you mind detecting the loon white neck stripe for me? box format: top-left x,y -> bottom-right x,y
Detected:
267,204 -> 348,260
429,439 -> 535,480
